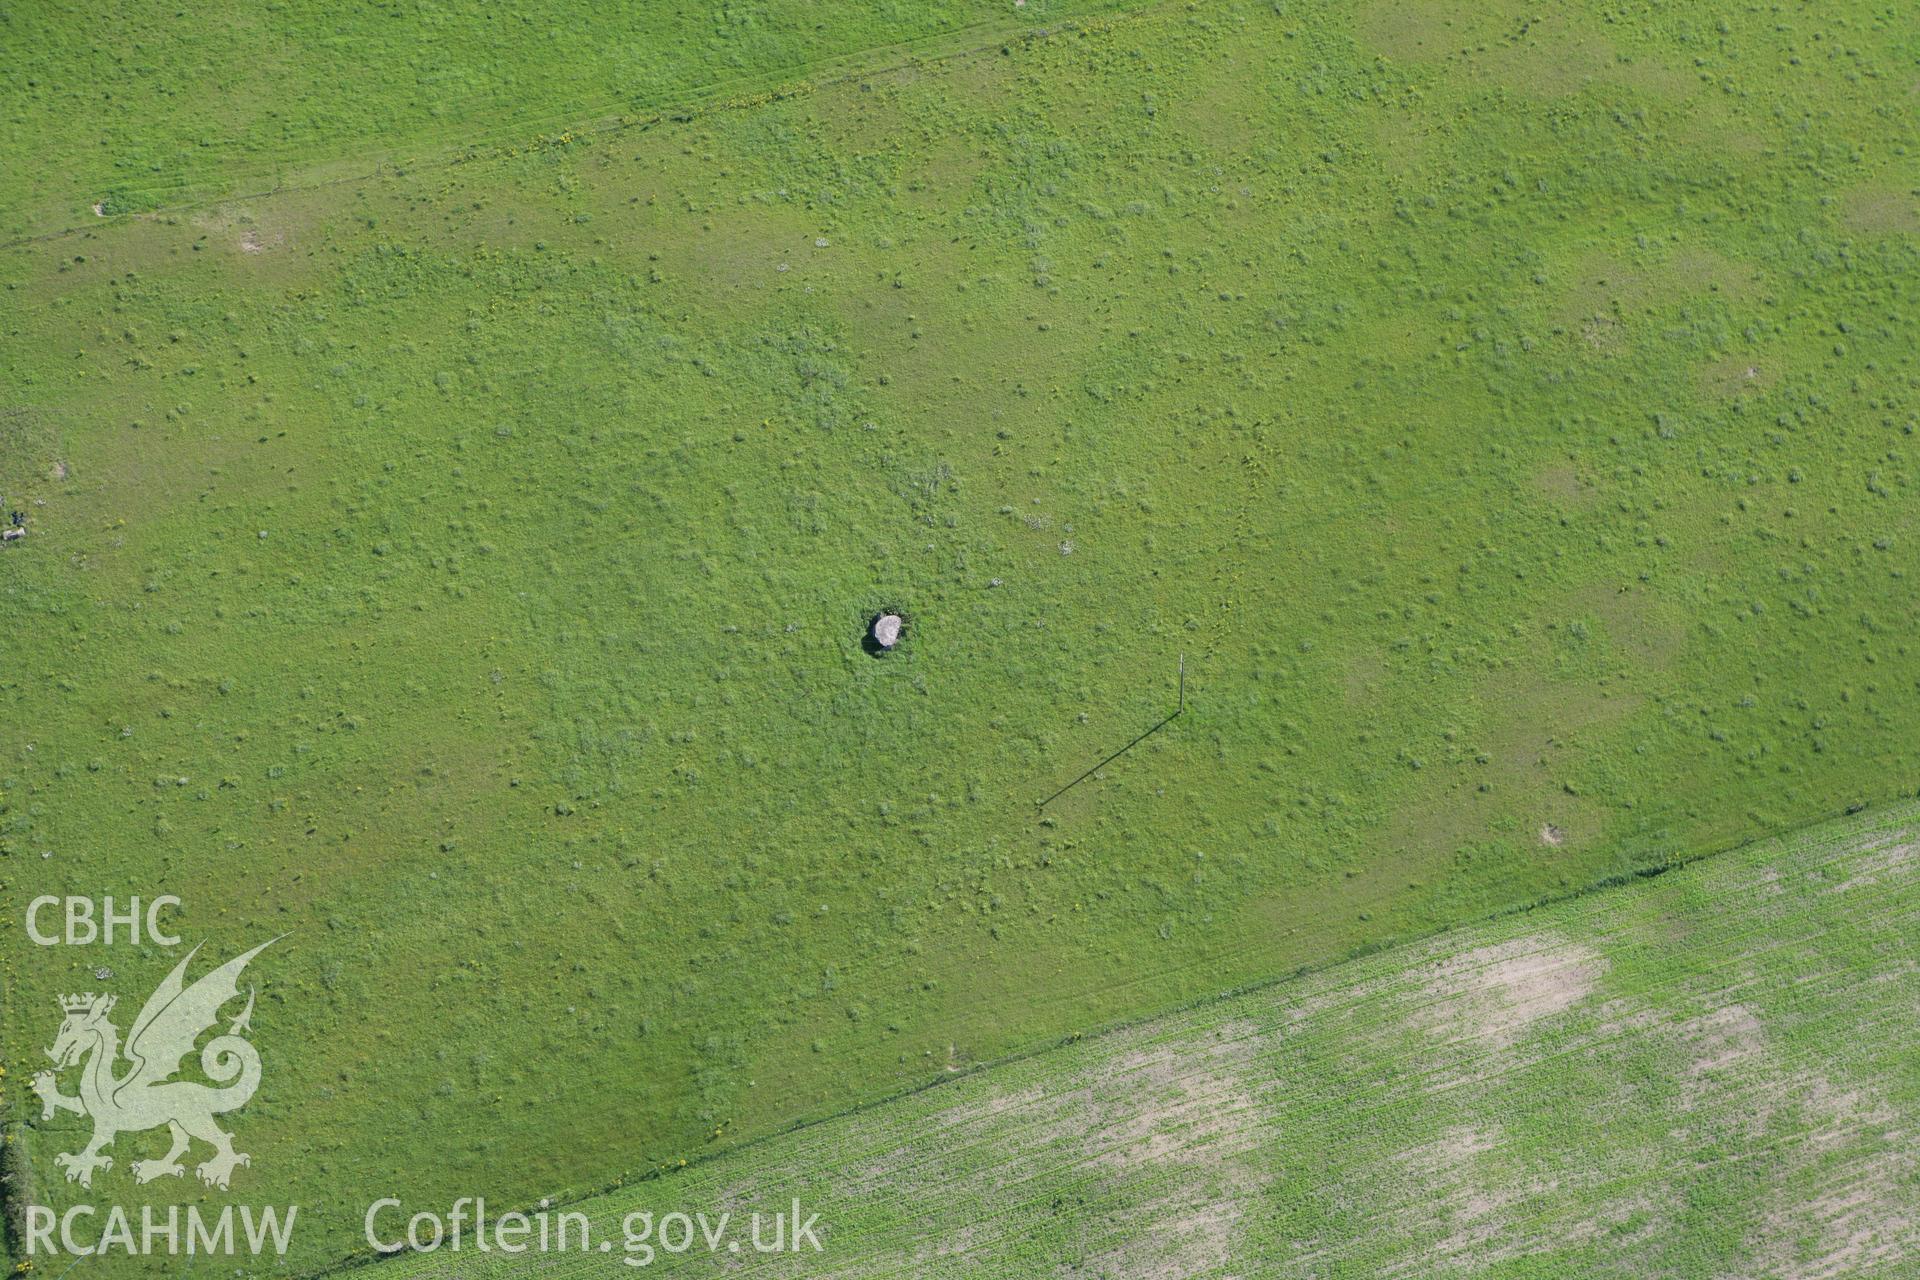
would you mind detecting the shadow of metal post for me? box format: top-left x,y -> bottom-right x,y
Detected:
1036,654 -> 1185,809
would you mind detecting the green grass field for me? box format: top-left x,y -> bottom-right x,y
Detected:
385,802 -> 1920,1278
0,0 -> 1128,233
3,0 -> 1918,1273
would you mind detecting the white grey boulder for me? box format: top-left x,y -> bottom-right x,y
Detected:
872,614 -> 903,648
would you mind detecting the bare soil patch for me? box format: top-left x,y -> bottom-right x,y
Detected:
1570,582 -> 1688,670
1558,248 -> 1761,341
1534,461 -> 1588,505
1824,842 -> 1916,895
1698,353 -> 1778,398
1840,186 -> 1920,238
1417,937 -> 1605,1051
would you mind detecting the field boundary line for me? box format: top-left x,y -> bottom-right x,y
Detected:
0,0 -> 1158,254
312,796 -> 1920,1278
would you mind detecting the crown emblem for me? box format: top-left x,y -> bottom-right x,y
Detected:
61,993 -> 113,1013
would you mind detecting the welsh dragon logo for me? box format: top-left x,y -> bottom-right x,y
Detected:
31,938 -> 279,1190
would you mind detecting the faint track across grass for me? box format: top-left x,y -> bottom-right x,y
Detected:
0,0 -> 1157,251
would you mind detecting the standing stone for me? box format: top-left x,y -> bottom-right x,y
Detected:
873,614 -> 903,648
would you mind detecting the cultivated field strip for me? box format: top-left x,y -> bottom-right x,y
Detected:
386,804 -> 1920,1278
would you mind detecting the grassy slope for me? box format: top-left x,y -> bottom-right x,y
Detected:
3,0 -> 1918,1272
0,0 -> 1125,234
387,802 -> 1920,1278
